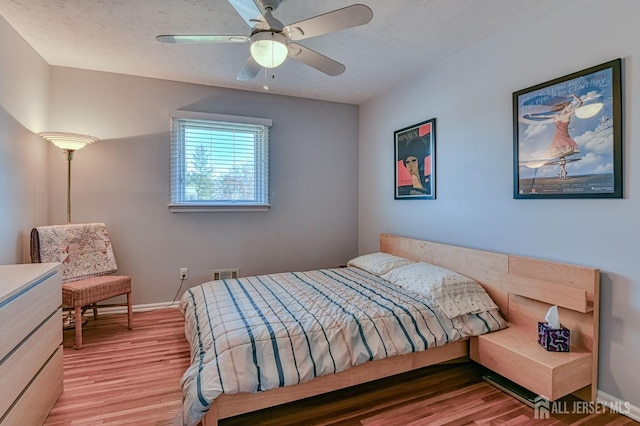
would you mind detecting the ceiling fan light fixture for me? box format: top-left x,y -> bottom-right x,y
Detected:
250,32 -> 288,68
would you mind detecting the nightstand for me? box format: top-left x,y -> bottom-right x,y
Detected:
471,257 -> 600,403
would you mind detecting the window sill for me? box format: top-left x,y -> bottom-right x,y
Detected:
169,203 -> 270,213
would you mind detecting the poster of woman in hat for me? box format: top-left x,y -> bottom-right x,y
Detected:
394,118 -> 436,199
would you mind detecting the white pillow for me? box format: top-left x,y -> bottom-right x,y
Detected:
347,252 -> 414,276
380,262 -> 499,319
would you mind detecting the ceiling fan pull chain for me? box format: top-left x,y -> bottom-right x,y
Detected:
263,67 -> 269,91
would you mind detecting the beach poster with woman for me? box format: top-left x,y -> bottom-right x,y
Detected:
513,59 -> 622,198
395,118 -> 436,200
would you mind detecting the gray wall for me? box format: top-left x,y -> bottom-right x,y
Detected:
0,10 -> 359,309
2,0 -> 638,414
0,15 -> 49,265
45,67 -> 359,304
359,0 -> 639,412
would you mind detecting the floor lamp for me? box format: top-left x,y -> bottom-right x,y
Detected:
39,132 -> 100,225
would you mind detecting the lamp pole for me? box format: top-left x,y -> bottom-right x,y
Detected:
65,149 -> 75,224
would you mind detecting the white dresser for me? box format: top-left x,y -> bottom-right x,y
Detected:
0,263 -> 63,425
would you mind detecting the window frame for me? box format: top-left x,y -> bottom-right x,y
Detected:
169,111 -> 272,212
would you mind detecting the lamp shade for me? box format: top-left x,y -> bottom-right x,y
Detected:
38,132 -> 100,151
250,32 -> 288,68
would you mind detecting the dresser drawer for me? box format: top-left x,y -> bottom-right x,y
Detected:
0,269 -> 61,361
0,308 -> 62,415
0,263 -> 63,424
1,346 -> 63,426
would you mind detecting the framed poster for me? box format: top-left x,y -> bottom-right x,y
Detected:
513,58 -> 622,198
394,118 -> 436,200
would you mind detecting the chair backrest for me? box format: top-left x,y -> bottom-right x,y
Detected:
30,223 -> 118,283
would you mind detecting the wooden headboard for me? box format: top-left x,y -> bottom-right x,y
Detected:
380,233 -> 600,400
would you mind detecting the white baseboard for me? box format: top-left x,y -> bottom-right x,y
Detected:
89,301 -> 180,315
598,390 -> 640,421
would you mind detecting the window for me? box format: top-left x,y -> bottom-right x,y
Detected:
170,111 -> 271,212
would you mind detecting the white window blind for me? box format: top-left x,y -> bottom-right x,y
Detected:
169,111 -> 271,212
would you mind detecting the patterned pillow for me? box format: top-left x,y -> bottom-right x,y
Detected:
347,252 -> 414,276
380,262 -> 499,318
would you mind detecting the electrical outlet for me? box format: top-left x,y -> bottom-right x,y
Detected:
180,268 -> 188,280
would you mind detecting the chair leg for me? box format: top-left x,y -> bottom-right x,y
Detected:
92,303 -> 98,319
74,304 -> 83,349
127,292 -> 133,330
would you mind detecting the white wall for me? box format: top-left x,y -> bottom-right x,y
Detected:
359,0 -> 639,410
46,67 -> 359,304
0,16 -> 50,264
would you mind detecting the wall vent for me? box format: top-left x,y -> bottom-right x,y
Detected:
212,268 -> 240,281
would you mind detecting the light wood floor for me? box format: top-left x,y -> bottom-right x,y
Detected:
44,308 -> 189,425
45,309 -> 637,426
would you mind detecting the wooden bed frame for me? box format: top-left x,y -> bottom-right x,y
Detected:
200,234 -> 600,425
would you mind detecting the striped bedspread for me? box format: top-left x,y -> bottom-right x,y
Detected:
179,267 -> 507,425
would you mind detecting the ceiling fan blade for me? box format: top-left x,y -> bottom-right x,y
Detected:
227,0 -> 271,30
156,35 -> 249,44
283,4 -> 373,41
237,55 -> 262,81
287,43 -> 345,76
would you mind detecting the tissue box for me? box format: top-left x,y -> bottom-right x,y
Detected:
537,322 -> 570,352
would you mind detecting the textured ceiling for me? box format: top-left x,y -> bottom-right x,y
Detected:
0,0 -> 556,104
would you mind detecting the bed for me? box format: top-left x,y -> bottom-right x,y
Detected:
179,234 -> 600,425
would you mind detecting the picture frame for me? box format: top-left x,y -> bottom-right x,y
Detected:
513,59 -> 622,199
394,118 -> 436,200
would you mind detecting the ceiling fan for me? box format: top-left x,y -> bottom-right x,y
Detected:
156,0 -> 373,81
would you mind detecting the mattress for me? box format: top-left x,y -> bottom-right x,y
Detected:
179,267 -> 507,425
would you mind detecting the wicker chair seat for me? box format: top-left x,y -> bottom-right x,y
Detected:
62,275 -> 132,307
